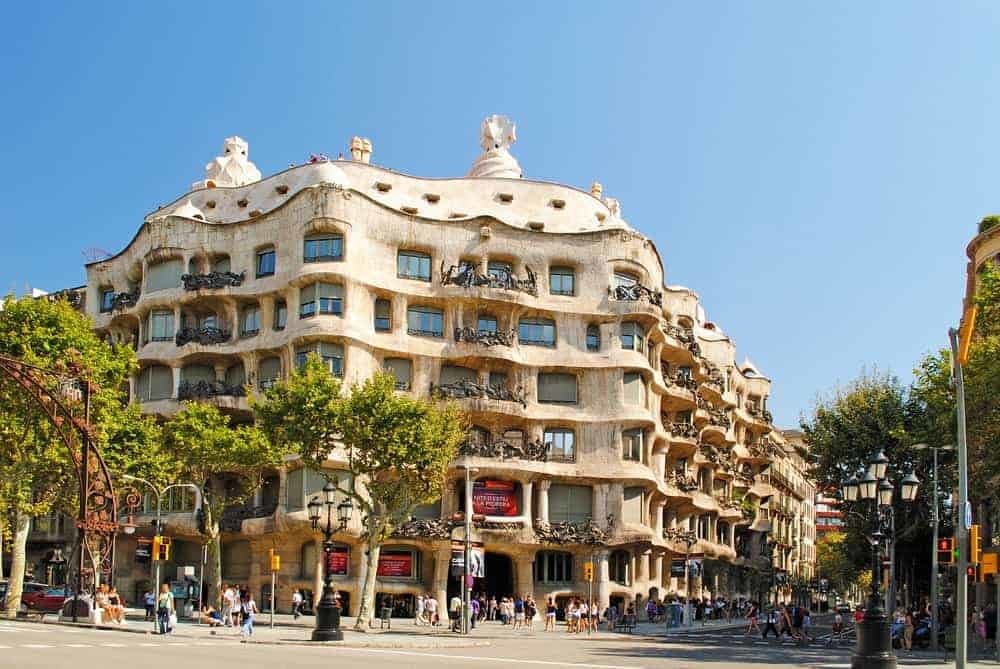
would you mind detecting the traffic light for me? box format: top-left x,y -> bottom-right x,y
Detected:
937,538 -> 954,564
269,548 -> 281,572
152,535 -> 161,560
967,564 -> 981,581
152,535 -> 170,561
971,524 -> 981,565
582,562 -> 594,582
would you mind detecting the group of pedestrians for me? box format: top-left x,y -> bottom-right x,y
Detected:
221,583 -> 258,638
743,601 -> 814,643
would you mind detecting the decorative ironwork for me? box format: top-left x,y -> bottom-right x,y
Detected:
0,356 -> 116,608
111,288 -> 140,312
702,362 -> 725,392
219,503 -> 277,533
177,380 -> 246,400
440,262 -> 538,296
181,271 -> 245,291
663,527 -> 698,544
668,470 -> 699,492
663,324 -> 700,356
430,379 -> 527,407
609,282 -> 662,307
175,326 -> 230,346
459,435 -> 548,461
454,327 -> 516,347
392,518 -> 452,539
47,288 -> 84,309
707,409 -> 731,429
534,518 -> 610,545
670,422 -> 699,439
670,372 -> 698,392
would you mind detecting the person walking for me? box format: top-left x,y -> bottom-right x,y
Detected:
449,594 -> 462,632
142,590 -> 156,621
156,583 -> 174,635
292,589 -> 303,620
425,594 -> 438,626
544,597 -> 556,631
744,601 -> 760,637
512,594 -> 525,631
762,606 -> 780,640
240,593 -> 258,639
470,596 -> 480,630
415,594 -> 425,626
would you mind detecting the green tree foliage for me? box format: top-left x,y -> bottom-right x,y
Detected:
0,296 -> 170,618
816,532 -> 862,595
161,402 -> 286,606
252,359 -> 466,630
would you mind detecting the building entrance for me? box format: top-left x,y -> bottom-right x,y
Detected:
483,552 -> 514,599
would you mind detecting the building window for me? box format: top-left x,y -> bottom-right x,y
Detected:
240,305 -> 260,337
502,429 -> 524,451
549,267 -> 575,296
676,409 -> 693,425
256,247 -> 276,277
258,357 -> 281,390
137,365 -> 173,401
300,283 -> 343,318
676,365 -> 692,382
478,314 -> 498,333
537,373 -> 577,404
148,310 -> 174,342
614,271 -> 639,290
488,371 -> 507,389
296,342 -> 344,377
518,317 -> 556,347
487,261 -> 513,282
225,362 -> 245,388
548,484 -> 592,524
303,234 -> 343,263
407,306 -> 443,337
273,301 -> 287,330
439,365 -> 477,386
397,250 -> 431,281
623,372 -> 646,406
211,255 -> 231,273
146,258 -> 183,292
534,551 -> 573,584
374,298 -> 392,331
620,321 -> 644,351
622,428 -> 644,461
384,358 -> 412,390
586,324 -> 600,352
622,487 -> 644,524
544,428 -> 575,462
609,550 -> 630,585
99,288 -> 115,313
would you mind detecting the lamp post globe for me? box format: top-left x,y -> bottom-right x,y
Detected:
900,472 -> 920,502
877,479 -> 894,507
842,476 -> 860,502
869,451 -> 890,480
859,471 -> 878,501
337,498 -> 353,529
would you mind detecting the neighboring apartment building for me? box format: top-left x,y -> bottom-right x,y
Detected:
58,117 -> 800,615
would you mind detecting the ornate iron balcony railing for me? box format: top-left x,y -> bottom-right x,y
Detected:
534,518 -> 610,546
177,380 -> 246,401
609,282 -> 662,307
111,288 -> 140,311
181,271 -> 245,291
430,379 -> 527,407
458,435 -> 548,461
454,327 -> 516,347
671,422 -> 699,439
440,262 -> 538,296
175,326 -> 230,346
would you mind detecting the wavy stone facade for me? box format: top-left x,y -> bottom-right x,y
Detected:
83,121 -> 814,615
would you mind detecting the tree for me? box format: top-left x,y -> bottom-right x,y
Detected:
161,402 -> 286,607
253,358 -> 465,630
0,295 -> 170,618
816,532 -> 859,595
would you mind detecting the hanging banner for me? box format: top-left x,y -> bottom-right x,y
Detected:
472,480 -> 519,516
449,542 -> 485,578
670,559 -> 686,577
135,538 -> 152,563
688,558 -> 703,578
325,545 -> 349,575
377,550 -> 414,578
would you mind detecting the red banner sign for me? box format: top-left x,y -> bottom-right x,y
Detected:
377,551 -> 413,577
472,480 -> 519,517
325,546 -> 348,575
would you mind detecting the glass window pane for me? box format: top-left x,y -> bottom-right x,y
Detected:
274,302 -> 287,330
544,428 -> 575,462
549,267 -> 575,296
256,249 -> 276,276
375,299 -> 392,331
487,261 -> 512,282
538,373 -> 577,404
398,251 -> 431,281
407,306 -> 443,337
586,325 -> 600,352
149,311 -> 174,341
100,289 -> 115,312
478,315 -> 498,333
147,259 -> 182,292
518,318 -> 555,346
304,235 -> 343,262
614,272 -> 638,289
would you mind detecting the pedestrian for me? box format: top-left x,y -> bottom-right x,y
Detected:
292,589 -> 303,620
240,593 -> 258,639
156,583 -> 174,635
513,594 -> 525,631
143,590 -> 156,621
425,594 -> 438,626
415,594 -> 425,625
762,606 -> 780,640
449,593 -> 463,632
744,601 -> 760,637
545,597 -> 556,632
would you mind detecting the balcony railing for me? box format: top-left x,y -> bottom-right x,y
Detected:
219,503 -> 277,532
454,327 -> 516,347
110,288 -> 140,312
458,434 -> 548,461
440,262 -> 538,296
181,271 -> 245,291
175,326 -> 231,346
392,518 -> 452,539
667,470 -> 699,492
430,380 -> 527,407
662,324 -> 701,356
609,282 -> 663,307
177,380 -> 246,401
535,519 -> 609,546
670,373 -> 698,392
670,422 -> 699,440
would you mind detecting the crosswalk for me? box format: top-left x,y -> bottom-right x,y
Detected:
0,623 -> 224,650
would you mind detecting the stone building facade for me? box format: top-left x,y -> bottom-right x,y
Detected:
76,118 -> 814,615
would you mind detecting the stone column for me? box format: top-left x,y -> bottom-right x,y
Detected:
593,484 -> 608,527
172,304 -> 182,335
596,550 -> 610,610
170,366 -> 181,398
637,550 -> 650,584
521,480 -> 533,523
653,555 -> 664,589
629,552 -> 637,589
536,480 -> 551,523
654,501 -> 665,537
515,555 -> 533,598
433,546 -> 450,621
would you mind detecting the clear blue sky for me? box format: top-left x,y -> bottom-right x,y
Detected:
1,2 -> 997,427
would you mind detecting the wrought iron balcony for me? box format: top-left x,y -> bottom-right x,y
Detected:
110,288 -> 140,311
392,518 -> 452,539
454,327 -> 516,347
535,518 -> 610,546
430,379 -> 527,407
708,409 -> 731,429
609,282 -> 662,307
667,470 -> 700,492
459,434 -> 548,461
440,262 -> 538,296
663,527 -> 698,544
662,324 -> 701,356
670,422 -> 699,439
670,372 -> 698,392
219,503 -> 277,532
181,271 -> 245,291
177,380 -> 246,401
175,326 -> 230,346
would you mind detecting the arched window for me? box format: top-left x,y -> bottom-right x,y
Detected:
609,550 -> 630,585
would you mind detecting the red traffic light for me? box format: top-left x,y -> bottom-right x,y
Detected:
968,566 -> 978,578
938,538 -> 952,551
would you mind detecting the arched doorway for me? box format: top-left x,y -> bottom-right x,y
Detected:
484,552 -> 514,598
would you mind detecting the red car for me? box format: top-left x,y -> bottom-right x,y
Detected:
21,584 -> 68,613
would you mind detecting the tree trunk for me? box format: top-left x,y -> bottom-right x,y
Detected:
204,519 -> 222,609
0,514 -> 5,581
353,533 -> 382,631
4,512 -> 30,619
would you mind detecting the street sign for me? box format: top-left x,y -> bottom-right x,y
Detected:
983,553 -> 998,577
965,501 -> 973,530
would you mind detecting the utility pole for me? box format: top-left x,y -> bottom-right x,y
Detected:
931,446 -> 940,651
950,328 -> 970,669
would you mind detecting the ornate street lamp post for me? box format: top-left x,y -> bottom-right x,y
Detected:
841,452 -> 919,669
308,481 -> 353,641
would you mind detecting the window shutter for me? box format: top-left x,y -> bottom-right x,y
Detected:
147,259 -> 183,292
181,364 -> 214,384
259,357 -> 281,381
538,373 -> 577,403
440,365 -> 477,385
225,363 -> 245,387
149,366 -> 173,400
623,372 -> 645,406
318,283 -> 343,298
384,358 -> 412,384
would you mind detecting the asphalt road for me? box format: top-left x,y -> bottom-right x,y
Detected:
0,619 -> 993,669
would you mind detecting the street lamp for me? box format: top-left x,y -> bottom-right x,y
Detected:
912,443 -> 952,651
839,453 -> 920,669
309,479 -> 353,642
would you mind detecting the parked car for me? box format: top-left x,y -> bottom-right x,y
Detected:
22,586 -> 68,613
0,581 -> 56,613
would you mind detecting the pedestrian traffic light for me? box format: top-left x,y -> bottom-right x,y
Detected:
971,524 -> 981,565
937,538 -> 953,564
967,564 -> 980,581
582,562 -> 594,582
152,535 -> 170,561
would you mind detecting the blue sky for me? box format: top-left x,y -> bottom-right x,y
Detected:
1,2 -> 997,427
